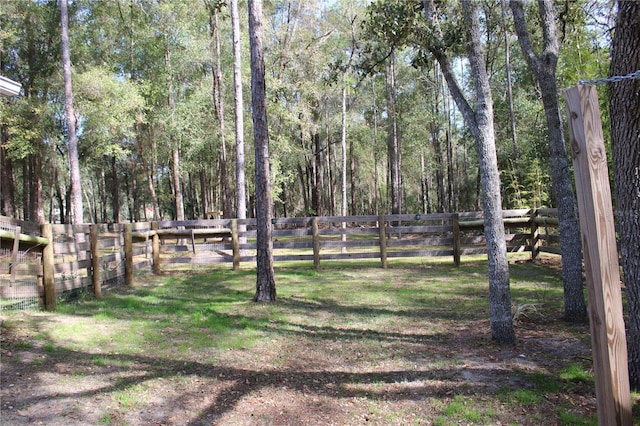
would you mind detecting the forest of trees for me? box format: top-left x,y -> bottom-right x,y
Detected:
2,0 -> 639,380
0,0 -> 612,226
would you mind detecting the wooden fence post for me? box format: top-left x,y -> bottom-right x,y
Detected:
9,226 -> 20,283
151,222 -> 160,274
232,219 -> 240,271
124,224 -> 133,286
379,212 -> 387,269
90,224 -> 101,298
530,209 -> 540,260
312,217 -> 320,270
41,223 -> 56,311
452,214 -> 461,267
565,84 -> 631,425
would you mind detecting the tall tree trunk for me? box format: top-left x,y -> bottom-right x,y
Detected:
340,85 -> 348,252
296,163 -> 309,213
424,0 -> 515,344
501,0 -> 519,163
429,66 -> 446,213
312,131 -> 323,216
421,152 -> 428,213
29,153 -> 44,224
130,165 -> 139,221
430,121 -> 445,213
511,0 -> 587,323
144,156 -> 160,221
371,80 -> 381,215
443,78 -> 456,212
349,138 -> 356,215
209,6 -> 232,219
22,160 -> 29,221
199,169 -> 209,217
231,0 -> 247,247
325,101 -> 335,216
55,166 -> 66,224
111,156 -> 121,222
100,165 -> 108,222
386,52 -> 401,215
446,129 -> 455,212
165,41 -> 184,221
610,0 -> 640,390
0,134 -> 16,217
61,0 -> 83,224
249,0 -> 276,302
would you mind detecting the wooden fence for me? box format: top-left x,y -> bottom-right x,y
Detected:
0,208 -> 561,310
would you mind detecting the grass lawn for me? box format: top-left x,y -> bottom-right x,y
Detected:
1,254 -> 638,425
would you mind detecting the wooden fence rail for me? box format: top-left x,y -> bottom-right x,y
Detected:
1,208 -> 562,311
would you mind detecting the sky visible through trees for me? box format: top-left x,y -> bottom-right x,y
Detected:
3,0 -> 640,383
0,0 -> 614,225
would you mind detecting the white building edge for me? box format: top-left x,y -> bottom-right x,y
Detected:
0,75 -> 21,97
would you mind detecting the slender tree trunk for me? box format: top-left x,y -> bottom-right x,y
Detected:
296,163 -> 309,213
511,0 -> 587,323
22,160 -> 28,221
55,170 -> 65,224
312,131 -> 323,215
340,85 -> 348,252
431,121 -> 445,213
0,60 -> 15,218
231,0 -> 247,247
0,135 -> 16,217
386,53 -> 401,215
171,145 -> 184,220
349,138 -> 356,215
29,153 -> 44,224
443,78 -> 456,212
446,129 -> 455,212
48,169 -> 55,223
210,7 -> 232,219
501,0 -> 519,163
371,80 -> 381,215
164,37 -> 184,222
145,159 -> 160,221
610,0 -> 640,390
326,101 -> 335,216
130,166 -> 139,221
100,165 -> 108,222
429,66 -> 446,212
424,0 -> 515,344
61,0 -> 83,224
111,156 -> 120,222
249,0 -> 276,302
200,170 -> 209,217
421,152 -> 428,213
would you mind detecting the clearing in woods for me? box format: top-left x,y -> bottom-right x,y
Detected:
1,255 -> 639,425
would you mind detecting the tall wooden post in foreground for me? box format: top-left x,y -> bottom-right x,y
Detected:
565,84 -> 631,425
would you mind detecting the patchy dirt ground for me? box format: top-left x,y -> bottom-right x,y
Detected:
1,318 -> 594,425
1,260 -> 638,425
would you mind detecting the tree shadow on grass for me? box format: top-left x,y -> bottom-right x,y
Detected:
2,344 -> 536,426
2,301 -> 599,426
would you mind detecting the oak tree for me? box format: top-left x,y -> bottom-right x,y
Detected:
609,0 -> 640,390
